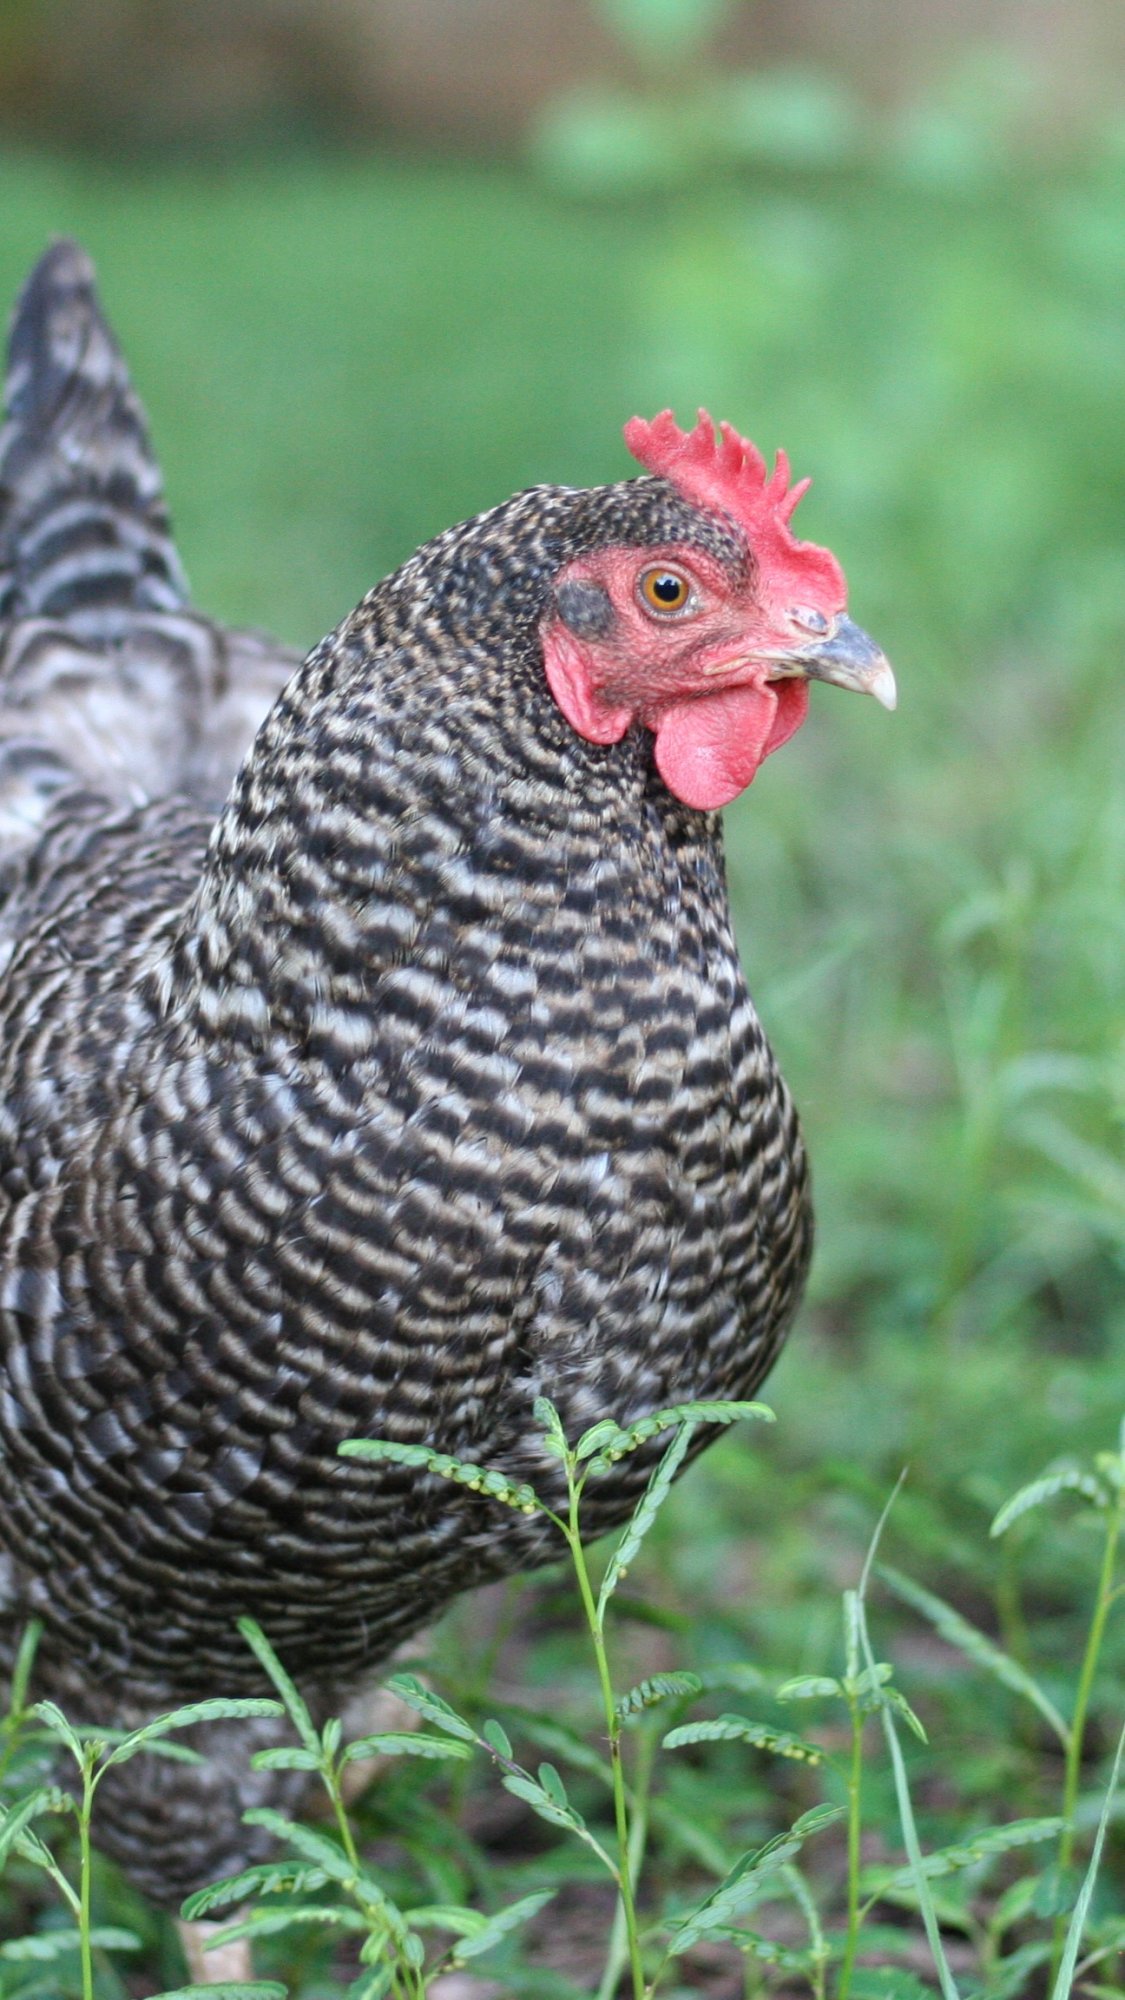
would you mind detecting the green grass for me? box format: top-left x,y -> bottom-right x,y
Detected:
0,124 -> 1122,1995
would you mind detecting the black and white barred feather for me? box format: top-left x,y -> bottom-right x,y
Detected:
0,239 -> 298,869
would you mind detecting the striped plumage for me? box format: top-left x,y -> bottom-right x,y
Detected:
0,241 -> 851,1910
0,240 -> 299,857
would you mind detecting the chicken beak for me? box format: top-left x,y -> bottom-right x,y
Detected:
772,615 -> 897,711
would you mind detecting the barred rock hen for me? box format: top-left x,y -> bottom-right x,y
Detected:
0,242 -> 894,1924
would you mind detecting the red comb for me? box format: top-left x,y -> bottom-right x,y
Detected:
623,407 -> 843,603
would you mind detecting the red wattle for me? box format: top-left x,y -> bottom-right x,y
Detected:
653,678 -> 809,811
763,677 -> 810,757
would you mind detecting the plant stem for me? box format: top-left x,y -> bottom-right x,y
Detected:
836,1697 -> 865,2000
744,1957 -> 767,1998
329,1773 -> 360,1873
596,1724 -> 656,2000
326,1762 -> 419,2000
79,1749 -> 96,2000
1050,1487 -> 1123,1987
563,1473 -> 646,2000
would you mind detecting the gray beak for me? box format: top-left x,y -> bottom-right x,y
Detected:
774,615 -> 898,711
760,616 -> 892,712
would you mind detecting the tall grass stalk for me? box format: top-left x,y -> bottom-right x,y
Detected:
853,1481 -> 962,2000
991,1424 -> 1125,1993
1052,1476 -> 1124,1989
1051,1718 -> 1125,2000
836,1670 -> 866,2000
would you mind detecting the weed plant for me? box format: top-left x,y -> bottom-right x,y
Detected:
1,1401 -> 1123,1995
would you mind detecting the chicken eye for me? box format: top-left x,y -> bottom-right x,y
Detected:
639,567 -> 694,617
789,606 -> 830,637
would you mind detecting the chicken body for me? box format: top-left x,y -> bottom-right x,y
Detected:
0,244 -> 884,1908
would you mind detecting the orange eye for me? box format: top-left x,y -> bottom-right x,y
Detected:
638,566 -> 694,616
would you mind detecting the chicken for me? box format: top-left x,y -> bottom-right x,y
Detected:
0,241 -> 894,1921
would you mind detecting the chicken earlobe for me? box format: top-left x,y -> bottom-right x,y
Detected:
541,614 -> 634,747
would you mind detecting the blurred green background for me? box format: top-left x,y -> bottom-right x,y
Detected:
0,0 -> 1123,1984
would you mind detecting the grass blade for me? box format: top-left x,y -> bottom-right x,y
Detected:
857,1484 -> 962,2000
236,1620 -> 319,1752
6,1622 -> 42,1717
879,1564 -> 1070,1748
873,1671 -> 962,1999
1049,1717 -> 1125,2000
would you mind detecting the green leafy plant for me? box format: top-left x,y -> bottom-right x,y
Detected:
342,1395 -> 838,1999
179,1622 -> 548,2000
0,1647 -> 286,2000
3,1405 -> 1125,1994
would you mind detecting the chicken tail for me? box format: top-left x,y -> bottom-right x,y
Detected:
0,238 -> 189,631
